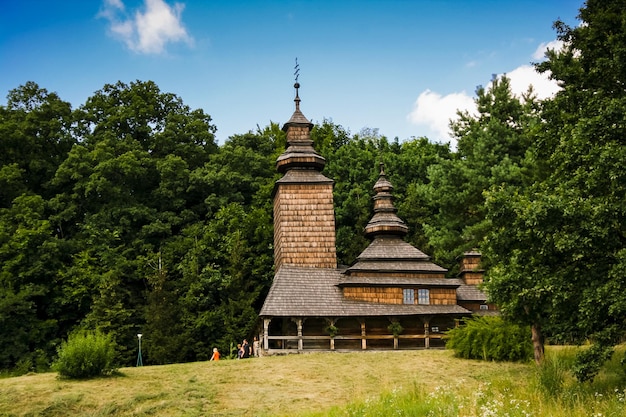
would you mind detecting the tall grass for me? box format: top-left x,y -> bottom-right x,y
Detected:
305,346 -> 626,417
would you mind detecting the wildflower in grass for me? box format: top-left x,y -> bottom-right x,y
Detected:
615,388 -> 625,402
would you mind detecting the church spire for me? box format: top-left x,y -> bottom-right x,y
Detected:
276,62 -> 325,173
364,162 -> 409,237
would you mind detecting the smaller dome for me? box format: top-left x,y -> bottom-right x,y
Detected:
364,163 -> 408,237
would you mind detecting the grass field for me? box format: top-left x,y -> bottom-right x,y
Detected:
0,348 -> 624,416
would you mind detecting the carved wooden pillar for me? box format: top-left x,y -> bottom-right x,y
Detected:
296,318 -> 303,351
424,319 -> 430,349
263,318 -> 271,351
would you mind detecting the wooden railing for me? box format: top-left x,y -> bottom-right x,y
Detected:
264,333 -> 444,353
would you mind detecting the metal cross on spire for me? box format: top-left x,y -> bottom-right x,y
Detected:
293,58 -> 301,110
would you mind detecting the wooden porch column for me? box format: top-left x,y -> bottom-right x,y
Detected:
263,318 -> 271,351
360,319 -> 367,350
296,318 -> 303,352
424,320 -> 430,349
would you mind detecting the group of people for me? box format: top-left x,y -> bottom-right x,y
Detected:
236,337 -> 260,359
209,336 -> 260,361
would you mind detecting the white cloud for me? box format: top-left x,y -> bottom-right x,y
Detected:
407,89 -> 475,145
407,41 -> 563,149
505,64 -> 560,99
533,40 -> 564,60
99,0 -> 193,54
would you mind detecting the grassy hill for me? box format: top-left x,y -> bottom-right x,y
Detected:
0,349 -> 624,416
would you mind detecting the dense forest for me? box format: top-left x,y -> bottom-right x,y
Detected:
1,0 -> 625,377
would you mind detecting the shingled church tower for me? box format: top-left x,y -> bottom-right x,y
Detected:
273,82 -> 337,270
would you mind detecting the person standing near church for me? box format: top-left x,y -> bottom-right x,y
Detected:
242,339 -> 250,358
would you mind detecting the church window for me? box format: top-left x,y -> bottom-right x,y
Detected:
418,289 -> 430,305
403,288 -> 414,304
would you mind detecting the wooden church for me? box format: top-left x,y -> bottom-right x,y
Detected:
259,82 -> 494,354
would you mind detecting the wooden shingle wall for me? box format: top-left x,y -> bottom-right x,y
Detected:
274,183 -> 337,269
460,253 -> 484,285
430,288 -> 457,305
462,271 -> 484,285
343,287 -> 403,304
343,287 -> 457,305
460,256 -> 481,271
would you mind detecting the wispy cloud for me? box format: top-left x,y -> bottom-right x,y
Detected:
99,0 -> 193,54
407,41 -> 562,149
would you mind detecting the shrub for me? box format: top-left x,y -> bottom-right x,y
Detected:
388,321 -> 404,337
445,316 -> 532,362
325,324 -> 339,338
572,343 -> 614,383
52,330 -> 117,379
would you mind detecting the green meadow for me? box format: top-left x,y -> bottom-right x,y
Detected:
1,347 -> 625,416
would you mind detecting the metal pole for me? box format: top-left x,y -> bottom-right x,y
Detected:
137,334 -> 143,366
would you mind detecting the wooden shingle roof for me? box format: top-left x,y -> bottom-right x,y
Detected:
260,266 -> 471,317
275,168 -> 333,185
339,276 -> 462,287
345,236 -> 447,274
456,284 -> 488,302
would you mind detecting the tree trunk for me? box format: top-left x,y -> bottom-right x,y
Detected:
531,323 -> 545,365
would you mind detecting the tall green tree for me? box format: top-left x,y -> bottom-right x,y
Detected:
484,0 -> 626,378
0,83 -> 75,369
0,195 -> 61,368
49,80 -> 218,364
414,76 -> 538,271
143,127 -> 278,363
0,82 -> 75,204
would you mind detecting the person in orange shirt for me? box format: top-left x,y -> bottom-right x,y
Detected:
209,347 -> 220,361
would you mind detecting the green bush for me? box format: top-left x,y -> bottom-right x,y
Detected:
445,316 -> 532,362
52,330 -> 117,379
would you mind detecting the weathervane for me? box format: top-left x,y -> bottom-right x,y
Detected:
293,58 -> 301,109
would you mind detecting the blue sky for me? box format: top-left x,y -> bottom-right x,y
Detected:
1,0 -> 581,148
